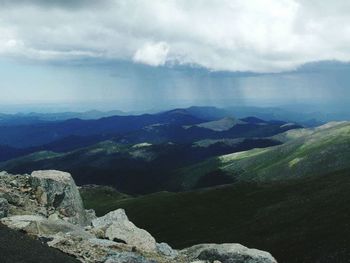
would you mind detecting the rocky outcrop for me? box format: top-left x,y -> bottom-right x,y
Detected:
0,170 -> 88,225
92,209 -> 158,253
0,170 -> 277,263
181,243 -> 277,263
1,215 -> 88,237
31,170 -> 89,225
0,198 -> 9,218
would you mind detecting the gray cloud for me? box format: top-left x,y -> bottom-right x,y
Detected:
1,0 -> 350,72
0,0 -> 111,9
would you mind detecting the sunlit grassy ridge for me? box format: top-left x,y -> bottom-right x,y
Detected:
174,122 -> 350,189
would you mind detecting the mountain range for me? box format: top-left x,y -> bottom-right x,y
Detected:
80,120 -> 350,263
1,106 -> 350,263
0,108 -> 301,194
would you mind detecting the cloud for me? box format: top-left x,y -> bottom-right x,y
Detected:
1,0 -> 350,72
0,0 -> 111,10
133,42 -> 169,66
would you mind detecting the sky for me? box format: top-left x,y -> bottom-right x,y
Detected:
0,0 -> 350,112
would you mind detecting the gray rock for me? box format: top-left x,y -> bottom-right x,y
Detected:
91,208 -> 128,228
85,208 -> 97,222
104,252 -> 157,263
88,238 -> 120,247
92,209 -> 157,253
181,243 -> 277,263
0,215 -> 86,237
156,242 -> 178,258
31,170 -> 89,226
0,170 -> 278,263
0,198 -> 9,218
1,191 -> 23,207
48,234 -> 134,263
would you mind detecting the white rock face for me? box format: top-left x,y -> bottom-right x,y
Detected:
92,209 -> 157,253
92,209 -> 128,229
182,243 -> 277,263
31,170 -> 89,226
31,170 -> 72,184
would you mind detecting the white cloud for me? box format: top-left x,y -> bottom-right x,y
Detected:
1,0 -> 350,72
133,42 -> 169,66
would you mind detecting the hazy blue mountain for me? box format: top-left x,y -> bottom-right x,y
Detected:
0,107 -> 302,150
1,104 -> 342,129
0,110 -> 127,126
0,109 -> 205,148
184,105 -> 350,127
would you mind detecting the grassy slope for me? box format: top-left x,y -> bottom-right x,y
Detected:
175,122 -> 350,189
0,137 -> 280,194
81,123 -> 350,262
82,168 -> 350,263
79,185 -> 130,215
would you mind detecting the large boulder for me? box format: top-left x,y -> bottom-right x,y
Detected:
0,170 -> 89,225
30,170 -> 89,226
91,209 -> 157,253
0,198 -> 9,219
181,243 -> 277,263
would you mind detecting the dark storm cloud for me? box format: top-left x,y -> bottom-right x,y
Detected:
1,0 -> 350,111
1,0 -> 350,73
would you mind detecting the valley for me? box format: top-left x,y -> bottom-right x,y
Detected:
1,106 -> 349,263
0,107 -> 298,194
2,2 -> 350,262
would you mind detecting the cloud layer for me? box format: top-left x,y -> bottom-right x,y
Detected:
133,42 -> 170,66
1,0 -> 350,72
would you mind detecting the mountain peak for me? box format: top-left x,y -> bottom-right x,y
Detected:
195,117 -> 240,131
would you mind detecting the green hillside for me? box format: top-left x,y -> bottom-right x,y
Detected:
175,121 -> 350,190
80,121 -> 350,262
82,168 -> 350,263
0,137 -> 280,194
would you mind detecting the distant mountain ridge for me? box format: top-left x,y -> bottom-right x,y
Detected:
0,107 -> 302,152
0,109 -> 205,148
2,104 -> 348,129
0,110 -> 127,125
173,121 -> 350,190
0,110 -> 303,194
0,136 -> 281,194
